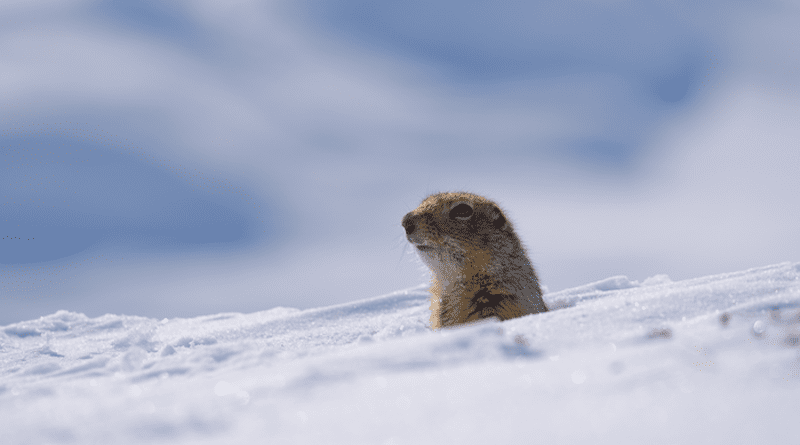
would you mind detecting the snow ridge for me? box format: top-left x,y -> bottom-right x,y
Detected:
2,263 -> 799,444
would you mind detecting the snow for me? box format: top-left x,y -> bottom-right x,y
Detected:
2,262 -> 799,444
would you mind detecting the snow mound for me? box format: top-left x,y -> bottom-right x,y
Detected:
2,263 -> 799,444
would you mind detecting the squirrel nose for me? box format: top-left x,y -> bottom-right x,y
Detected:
401,213 -> 416,235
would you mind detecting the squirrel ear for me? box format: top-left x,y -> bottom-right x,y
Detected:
490,206 -> 506,229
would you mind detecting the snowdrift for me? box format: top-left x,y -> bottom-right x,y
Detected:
2,262 -> 799,444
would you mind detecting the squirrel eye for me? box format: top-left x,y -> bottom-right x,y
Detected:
449,203 -> 473,220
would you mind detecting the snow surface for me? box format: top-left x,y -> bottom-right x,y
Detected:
2,262 -> 799,444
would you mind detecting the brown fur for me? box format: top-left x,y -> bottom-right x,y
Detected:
402,192 -> 547,329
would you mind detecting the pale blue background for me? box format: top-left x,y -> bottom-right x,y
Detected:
2,0 -> 798,324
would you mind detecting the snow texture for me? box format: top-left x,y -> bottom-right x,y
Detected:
2,262 -> 799,444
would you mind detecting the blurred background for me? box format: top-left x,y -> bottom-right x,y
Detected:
1,0 -> 798,325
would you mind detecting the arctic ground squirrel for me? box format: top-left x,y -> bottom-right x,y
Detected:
402,192 -> 547,329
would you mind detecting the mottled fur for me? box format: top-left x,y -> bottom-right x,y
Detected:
402,192 -> 547,329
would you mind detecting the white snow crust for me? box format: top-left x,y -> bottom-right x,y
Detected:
2,263 -> 799,444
